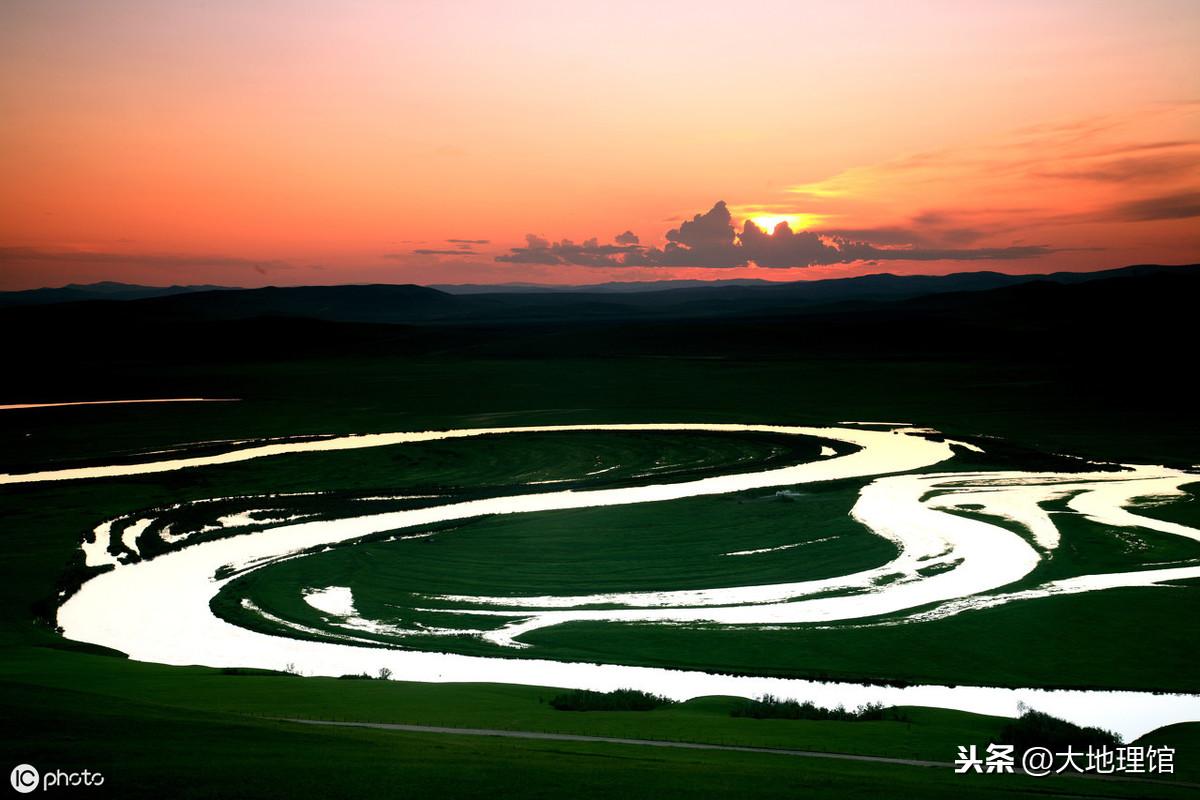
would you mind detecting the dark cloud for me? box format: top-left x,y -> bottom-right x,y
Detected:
909,207 -> 1042,242
1106,190 -> 1200,222
737,221 -> 842,268
446,238 -> 490,244
823,226 -> 933,246
911,211 -> 949,227
858,243 -> 1054,261
1100,139 -> 1198,156
407,249 -> 481,256
668,202 -> 736,248
1036,153 -> 1199,183
738,221 -> 1049,266
496,201 -> 1055,269
614,230 -> 639,245
650,201 -> 745,267
937,228 -> 988,245
495,234 -> 648,266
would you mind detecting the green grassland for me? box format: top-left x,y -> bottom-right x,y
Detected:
6,357 -> 1199,469
205,455 -> 1200,693
514,587 -> 1200,692
11,680 -> 1197,800
211,490 -> 1200,692
3,355 -> 1199,798
211,485 -> 895,639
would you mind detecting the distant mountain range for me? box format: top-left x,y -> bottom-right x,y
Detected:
3,263 -> 1196,366
3,263 -> 1196,320
428,278 -> 776,294
0,280 -> 234,307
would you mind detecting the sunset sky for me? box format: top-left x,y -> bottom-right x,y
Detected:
2,0 -> 1198,289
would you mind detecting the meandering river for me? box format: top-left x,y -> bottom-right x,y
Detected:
4,421 -> 1195,740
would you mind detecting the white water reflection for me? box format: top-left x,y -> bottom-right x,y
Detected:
0,397 -> 237,411
38,422 -> 1200,740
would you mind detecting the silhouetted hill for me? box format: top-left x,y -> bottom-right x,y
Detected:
113,283 -> 462,323
4,264 -> 1196,329
0,281 -> 234,307
430,278 -> 775,294
4,264 -> 1196,370
433,264 -> 1195,296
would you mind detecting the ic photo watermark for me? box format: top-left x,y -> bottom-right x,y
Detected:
9,765 -> 105,794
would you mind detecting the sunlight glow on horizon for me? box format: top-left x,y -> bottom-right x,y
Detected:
745,214 -> 826,233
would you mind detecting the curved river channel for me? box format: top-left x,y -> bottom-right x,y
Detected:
4,422 -> 1198,741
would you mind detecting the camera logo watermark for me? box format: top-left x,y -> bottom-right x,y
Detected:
9,764 -> 104,793
10,765 -> 39,794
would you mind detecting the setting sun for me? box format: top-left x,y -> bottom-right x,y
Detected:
746,213 -> 824,233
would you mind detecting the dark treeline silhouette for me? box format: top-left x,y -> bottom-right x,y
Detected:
549,689 -> 676,712
998,706 -> 1122,754
731,695 -> 909,722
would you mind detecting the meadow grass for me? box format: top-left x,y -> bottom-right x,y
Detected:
3,355 -> 1198,797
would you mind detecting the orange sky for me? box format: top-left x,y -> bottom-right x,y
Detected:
1,1 -> 1198,289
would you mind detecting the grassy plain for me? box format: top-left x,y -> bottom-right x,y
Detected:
2,355 -> 1198,798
